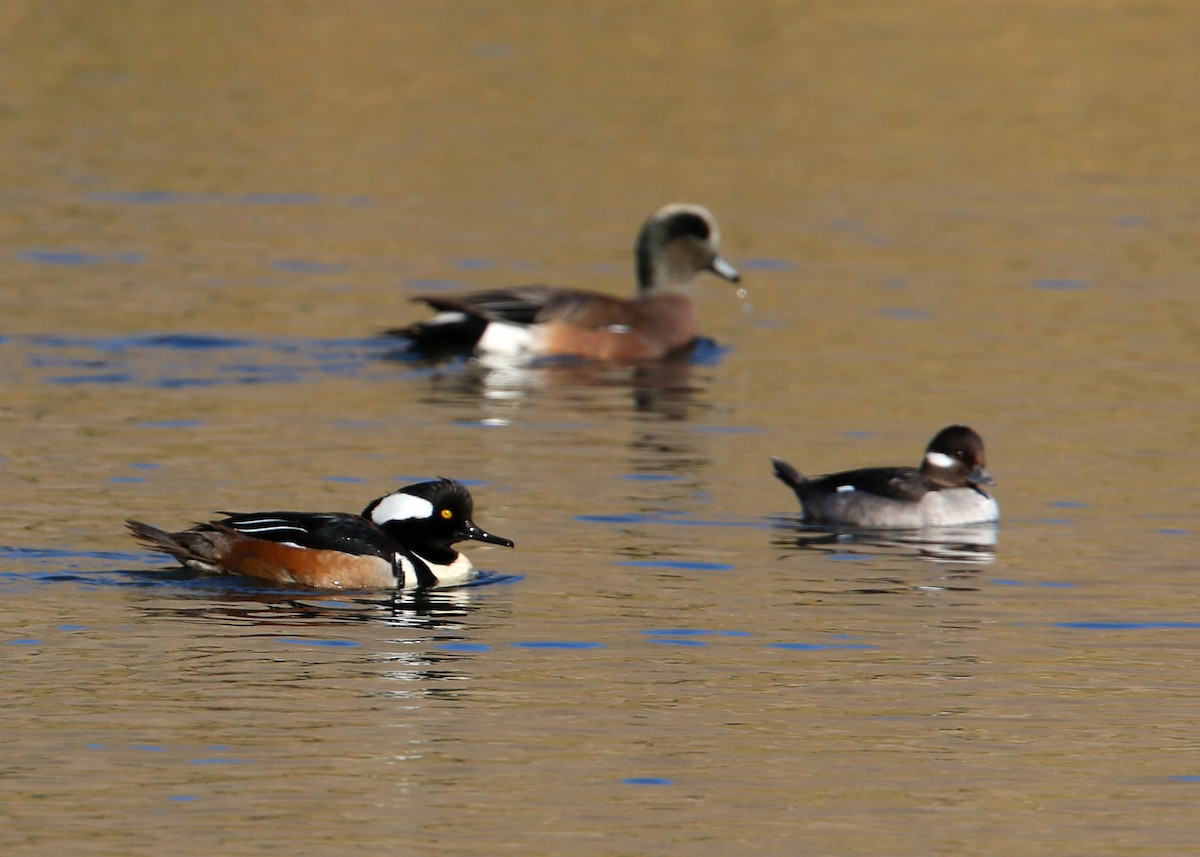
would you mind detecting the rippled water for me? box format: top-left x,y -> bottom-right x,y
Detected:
4,3 -> 1200,856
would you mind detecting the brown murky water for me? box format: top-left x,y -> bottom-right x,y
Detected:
3,2 -> 1200,855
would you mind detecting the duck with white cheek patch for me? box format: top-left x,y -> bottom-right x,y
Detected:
771,425 -> 999,529
127,478 -> 513,590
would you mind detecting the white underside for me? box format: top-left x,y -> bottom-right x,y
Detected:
805,489 -> 1000,529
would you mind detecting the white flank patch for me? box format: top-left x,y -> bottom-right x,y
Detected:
605,323 -> 631,334
925,451 -> 957,469
836,484 -> 856,493
371,493 -> 434,524
477,321 -> 540,357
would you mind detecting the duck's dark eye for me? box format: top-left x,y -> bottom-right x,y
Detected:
440,508 -> 453,520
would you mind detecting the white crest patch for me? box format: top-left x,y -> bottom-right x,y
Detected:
371,493 -> 434,524
836,484 -> 856,493
925,451 -> 957,469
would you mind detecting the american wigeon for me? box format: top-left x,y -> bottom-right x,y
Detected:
390,203 -> 741,361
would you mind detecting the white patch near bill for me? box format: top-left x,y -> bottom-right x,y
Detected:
371,493 -> 434,524
836,484 -> 856,493
925,451 -> 957,469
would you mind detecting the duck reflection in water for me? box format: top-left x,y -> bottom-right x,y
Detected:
418,343 -> 720,488
417,343 -> 716,417
129,569 -> 517,637
773,521 -> 998,565
127,584 -> 505,702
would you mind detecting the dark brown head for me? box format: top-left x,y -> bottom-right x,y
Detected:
919,425 -> 995,490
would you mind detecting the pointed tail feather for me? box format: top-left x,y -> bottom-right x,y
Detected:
770,457 -> 808,490
126,519 -> 223,571
126,519 -> 183,555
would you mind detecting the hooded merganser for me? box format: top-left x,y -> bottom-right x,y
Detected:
126,478 -> 513,590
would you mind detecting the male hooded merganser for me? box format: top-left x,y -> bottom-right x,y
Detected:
126,478 -> 513,590
390,203 -> 741,361
771,425 -> 1000,528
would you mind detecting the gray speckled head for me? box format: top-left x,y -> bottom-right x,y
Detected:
634,203 -> 740,293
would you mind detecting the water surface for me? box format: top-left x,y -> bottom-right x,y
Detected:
3,3 -> 1199,855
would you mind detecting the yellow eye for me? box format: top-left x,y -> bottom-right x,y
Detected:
440,508 -> 453,519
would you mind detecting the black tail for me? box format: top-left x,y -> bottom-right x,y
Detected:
770,457 -> 807,490
383,297 -> 489,357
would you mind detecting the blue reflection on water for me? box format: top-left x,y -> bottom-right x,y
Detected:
270,259 -> 346,274
8,333 -> 405,388
275,638 -> 362,648
18,250 -> 142,266
618,560 -> 733,571
576,511 -> 769,529
1033,278 -> 1088,291
767,642 -> 880,651
1054,621 -> 1200,630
